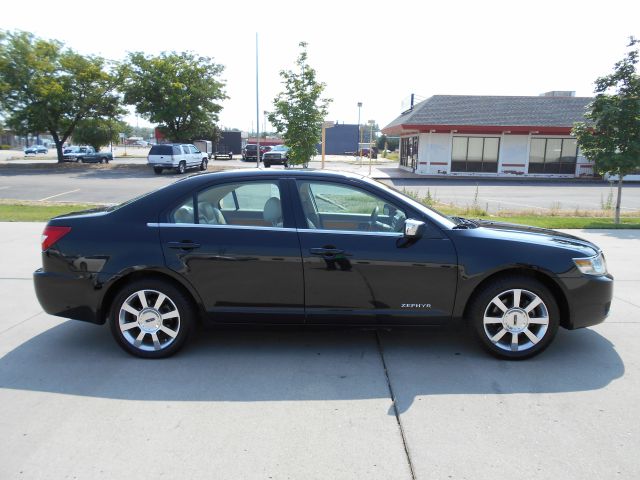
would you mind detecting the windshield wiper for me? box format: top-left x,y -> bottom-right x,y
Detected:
451,216 -> 478,229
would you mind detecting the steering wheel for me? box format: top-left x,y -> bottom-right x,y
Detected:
369,206 -> 379,231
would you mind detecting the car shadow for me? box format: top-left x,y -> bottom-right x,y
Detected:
0,321 -> 623,413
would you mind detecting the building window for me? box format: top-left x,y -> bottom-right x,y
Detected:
400,136 -> 419,169
451,136 -> 499,173
529,138 -> 577,174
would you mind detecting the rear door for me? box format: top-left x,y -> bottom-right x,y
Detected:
292,179 -> 458,325
159,178 -> 304,324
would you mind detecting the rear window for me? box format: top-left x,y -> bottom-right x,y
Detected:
244,144 -> 257,151
149,145 -> 174,156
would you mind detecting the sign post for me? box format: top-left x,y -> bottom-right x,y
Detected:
321,121 -> 335,169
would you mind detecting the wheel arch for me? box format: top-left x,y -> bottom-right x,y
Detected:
98,269 -> 205,325
462,267 -> 570,329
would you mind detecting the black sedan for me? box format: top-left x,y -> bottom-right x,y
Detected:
34,169 -> 613,359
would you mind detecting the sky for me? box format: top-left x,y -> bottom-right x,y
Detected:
3,0 -> 639,132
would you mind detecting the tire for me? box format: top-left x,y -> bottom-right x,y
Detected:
284,161 -> 289,168
228,154 -> 232,160
177,161 -> 186,174
109,278 -> 195,359
264,162 -> 271,168
467,275 -> 559,360
200,158 -> 208,171
153,167 -> 163,174
78,157 -> 84,163
100,157 -> 107,164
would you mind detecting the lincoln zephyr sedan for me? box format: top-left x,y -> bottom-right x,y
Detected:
34,169 -> 613,359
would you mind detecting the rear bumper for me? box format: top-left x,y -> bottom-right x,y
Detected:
33,269 -> 104,324
563,274 -> 614,329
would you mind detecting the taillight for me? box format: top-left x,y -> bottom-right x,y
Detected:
41,225 -> 71,251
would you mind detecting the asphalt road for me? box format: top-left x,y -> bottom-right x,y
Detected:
0,223 -> 638,479
1,162 -> 640,213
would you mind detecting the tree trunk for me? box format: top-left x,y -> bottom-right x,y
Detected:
615,176 -> 623,224
50,130 -> 67,163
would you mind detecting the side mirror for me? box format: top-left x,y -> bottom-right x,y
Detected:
404,219 -> 425,238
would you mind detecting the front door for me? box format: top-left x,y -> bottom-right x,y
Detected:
293,180 -> 458,325
160,179 -> 304,324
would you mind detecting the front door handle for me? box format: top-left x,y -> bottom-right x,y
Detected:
167,241 -> 201,250
310,247 -> 345,256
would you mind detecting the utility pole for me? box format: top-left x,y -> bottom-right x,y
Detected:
255,32 -> 260,168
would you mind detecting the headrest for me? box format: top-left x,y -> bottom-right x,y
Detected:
263,197 -> 282,225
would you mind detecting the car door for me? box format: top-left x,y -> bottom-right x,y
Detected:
292,179 -> 458,325
159,178 -> 304,324
189,145 -> 201,166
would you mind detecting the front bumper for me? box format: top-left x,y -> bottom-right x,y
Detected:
563,273 -> 614,329
33,268 -> 104,324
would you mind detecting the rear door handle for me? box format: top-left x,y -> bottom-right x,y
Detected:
310,247 -> 345,256
167,241 -> 201,250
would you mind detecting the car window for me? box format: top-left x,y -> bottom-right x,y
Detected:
149,145 -> 173,155
168,181 -> 283,227
169,196 -> 196,224
172,146 -> 182,155
182,146 -> 190,155
189,145 -> 199,154
298,181 -> 406,233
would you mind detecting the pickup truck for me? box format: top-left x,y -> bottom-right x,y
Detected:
63,146 -> 113,164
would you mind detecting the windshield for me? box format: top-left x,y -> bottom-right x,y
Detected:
270,145 -> 288,152
364,177 -> 457,229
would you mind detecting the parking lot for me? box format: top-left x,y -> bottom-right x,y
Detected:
0,222 -> 638,479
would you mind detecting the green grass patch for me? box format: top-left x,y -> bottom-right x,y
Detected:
471,216 -> 640,229
0,203 -> 103,222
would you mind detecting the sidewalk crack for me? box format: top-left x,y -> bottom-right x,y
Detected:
375,331 -> 417,480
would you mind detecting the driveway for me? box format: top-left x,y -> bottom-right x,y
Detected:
0,223 -> 638,479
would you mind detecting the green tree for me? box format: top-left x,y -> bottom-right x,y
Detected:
268,42 -> 332,167
121,51 -> 226,143
573,38 -> 640,224
73,118 -> 127,151
0,30 -> 122,162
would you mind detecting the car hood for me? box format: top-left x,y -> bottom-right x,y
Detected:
472,219 -> 600,255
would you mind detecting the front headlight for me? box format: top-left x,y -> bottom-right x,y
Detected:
573,252 -> 607,275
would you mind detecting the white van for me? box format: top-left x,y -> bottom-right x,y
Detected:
147,143 -> 208,174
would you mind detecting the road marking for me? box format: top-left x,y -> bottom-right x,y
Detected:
39,189 -> 80,201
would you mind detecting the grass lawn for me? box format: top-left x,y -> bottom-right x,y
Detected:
0,203 -> 103,222
0,201 -> 639,229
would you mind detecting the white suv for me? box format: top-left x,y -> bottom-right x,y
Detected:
147,143 -> 208,174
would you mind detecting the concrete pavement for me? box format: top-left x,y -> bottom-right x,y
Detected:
0,223 -> 638,479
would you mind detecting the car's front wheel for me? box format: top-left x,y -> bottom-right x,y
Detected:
200,158 -> 208,171
109,279 -> 195,358
468,275 -> 559,360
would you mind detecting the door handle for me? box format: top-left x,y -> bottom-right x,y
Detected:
167,241 -> 201,250
310,247 -> 345,256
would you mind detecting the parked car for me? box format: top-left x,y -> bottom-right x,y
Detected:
262,145 -> 289,168
242,144 -> 271,161
24,145 -> 48,155
77,150 -> 113,164
33,169 -> 613,359
147,143 -> 208,174
63,146 -> 94,162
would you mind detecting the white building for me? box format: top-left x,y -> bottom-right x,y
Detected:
382,93 -> 596,178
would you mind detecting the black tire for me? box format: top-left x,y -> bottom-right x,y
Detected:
153,167 -> 163,174
264,162 -> 271,168
78,157 -> 84,163
100,157 -> 107,164
200,158 -> 208,171
109,278 -> 195,359
467,275 -> 559,360
284,161 -> 289,168
228,154 -> 232,160
177,161 -> 186,174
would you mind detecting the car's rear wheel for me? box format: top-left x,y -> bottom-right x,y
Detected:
264,162 -> 271,168
109,279 -> 195,358
200,158 -> 208,171
228,154 -> 232,160
100,157 -> 107,164
177,161 -> 186,174
78,157 -> 84,163
468,275 -> 559,360
153,167 -> 163,174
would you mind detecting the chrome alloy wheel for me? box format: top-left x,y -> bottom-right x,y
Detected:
118,289 -> 181,352
482,288 -> 549,353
